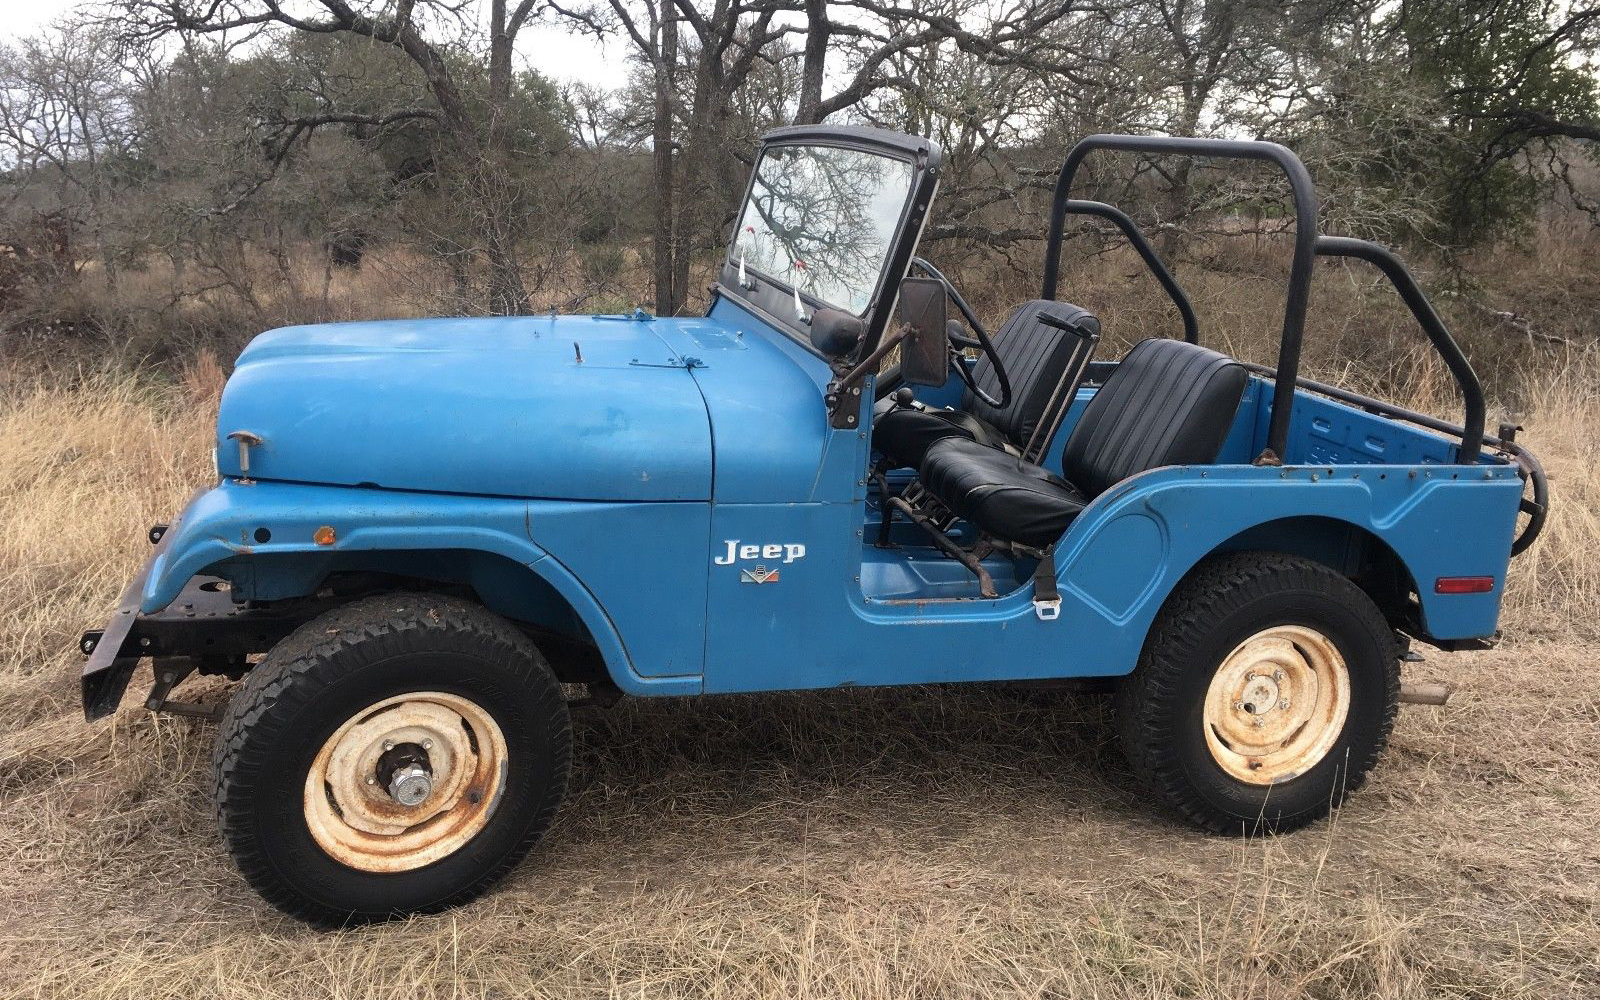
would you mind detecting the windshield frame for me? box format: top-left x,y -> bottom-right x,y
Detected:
714,125 -> 942,363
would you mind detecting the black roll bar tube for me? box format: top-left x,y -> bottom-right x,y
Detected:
1036,134 -> 1541,552
1059,200 -> 1198,344
1314,236 -> 1485,463
1043,134 -> 1320,462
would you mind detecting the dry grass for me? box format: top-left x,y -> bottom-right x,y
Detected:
2,305 -> 1599,997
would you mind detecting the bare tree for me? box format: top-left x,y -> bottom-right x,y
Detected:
548,0 -> 790,314
793,0 -> 1103,126
109,0 -> 560,313
0,22 -> 138,295
1127,0 -> 1285,255
553,0 -> 1105,313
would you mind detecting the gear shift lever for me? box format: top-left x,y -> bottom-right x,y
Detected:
893,387 -> 916,408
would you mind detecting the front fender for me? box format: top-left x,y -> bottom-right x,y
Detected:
143,479 -> 701,696
143,479 -> 548,612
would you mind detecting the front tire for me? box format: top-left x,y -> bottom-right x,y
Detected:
213,593 -> 570,926
1116,552 -> 1400,834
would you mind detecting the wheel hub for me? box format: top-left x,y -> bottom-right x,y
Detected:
1239,673 -> 1283,716
376,742 -> 435,807
1202,625 -> 1351,785
303,692 -> 508,872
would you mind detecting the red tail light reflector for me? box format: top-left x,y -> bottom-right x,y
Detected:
1434,576 -> 1494,594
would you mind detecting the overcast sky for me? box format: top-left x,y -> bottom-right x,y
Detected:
0,0 -> 632,89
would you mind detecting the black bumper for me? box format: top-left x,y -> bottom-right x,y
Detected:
80,522 -> 174,720
79,518 -> 312,721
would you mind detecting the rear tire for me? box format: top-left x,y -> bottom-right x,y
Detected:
213,593 -> 570,926
1116,552 -> 1399,834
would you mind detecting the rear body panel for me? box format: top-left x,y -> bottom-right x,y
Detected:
698,459 -> 1520,694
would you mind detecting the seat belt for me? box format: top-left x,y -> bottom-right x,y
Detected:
941,409 -> 1007,450
1032,549 -> 1061,621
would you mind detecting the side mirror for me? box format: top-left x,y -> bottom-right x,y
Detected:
897,276 -> 949,387
809,308 -> 865,358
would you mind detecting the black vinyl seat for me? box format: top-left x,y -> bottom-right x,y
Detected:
919,338 -> 1249,549
873,299 -> 1099,469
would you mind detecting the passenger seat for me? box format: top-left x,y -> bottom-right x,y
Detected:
919,338 -> 1249,549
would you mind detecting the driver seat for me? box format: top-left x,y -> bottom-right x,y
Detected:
872,299 -> 1100,469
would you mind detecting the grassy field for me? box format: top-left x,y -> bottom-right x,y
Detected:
1,315 -> 1597,998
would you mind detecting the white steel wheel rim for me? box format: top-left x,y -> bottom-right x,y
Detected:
1202,625 -> 1351,785
304,691 -> 508,873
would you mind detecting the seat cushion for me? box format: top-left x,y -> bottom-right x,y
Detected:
918,338 -> 1248,550
920,437 -> 1087,549
872,404 -> 1007,469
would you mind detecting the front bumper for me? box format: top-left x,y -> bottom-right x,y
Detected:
78,507 -> 311,721
79,521 -> 175,720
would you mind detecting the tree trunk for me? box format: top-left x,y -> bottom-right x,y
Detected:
480,0 -> 531,315
796,0 -> 829,124
1159,93 -> 1207,261
670,67 -> 714,318
478,176 -> 531,315
652,8 -> 680,316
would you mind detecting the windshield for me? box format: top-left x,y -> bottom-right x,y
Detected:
731,144 -> 917,316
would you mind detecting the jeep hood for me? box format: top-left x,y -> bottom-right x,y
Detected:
217,315 -> 715,501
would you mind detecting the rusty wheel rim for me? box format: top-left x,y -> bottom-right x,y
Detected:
304,691 -> 508,873
1201,625 -> 1350,785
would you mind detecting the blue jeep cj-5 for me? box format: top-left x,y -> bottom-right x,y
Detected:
80,127 -> 1547,924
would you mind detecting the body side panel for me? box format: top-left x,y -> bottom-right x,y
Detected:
651,297 -> 862,504
524,501 -> 712,678
701,463 -> 1521,693
147,390 -> 1521,698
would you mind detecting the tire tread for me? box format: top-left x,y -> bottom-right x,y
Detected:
1115,551 -> 1400,835
213,592 -> 570,925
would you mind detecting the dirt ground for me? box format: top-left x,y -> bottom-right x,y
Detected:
1,369 -> 1596,999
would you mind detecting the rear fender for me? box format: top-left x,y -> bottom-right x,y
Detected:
1061,462 -> 1523,648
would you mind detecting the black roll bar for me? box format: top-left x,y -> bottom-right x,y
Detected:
1060,200 -> 1198,344
1043,135 -> 1318,462
1045,155 -> 1494,467
1313,236 -> 1486,462
1028,133 -> 1541,551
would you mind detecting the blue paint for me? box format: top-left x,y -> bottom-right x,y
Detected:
219,314 -> 716,501
145,297 -> 1525,699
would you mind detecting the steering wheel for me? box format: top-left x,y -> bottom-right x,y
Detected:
908,257 -> 1011,409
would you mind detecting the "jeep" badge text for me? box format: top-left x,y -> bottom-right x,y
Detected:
714,540 -> 807,566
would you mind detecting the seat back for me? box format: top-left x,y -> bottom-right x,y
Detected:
1061,338 -> 1248,499
965,300 -> 1100,448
